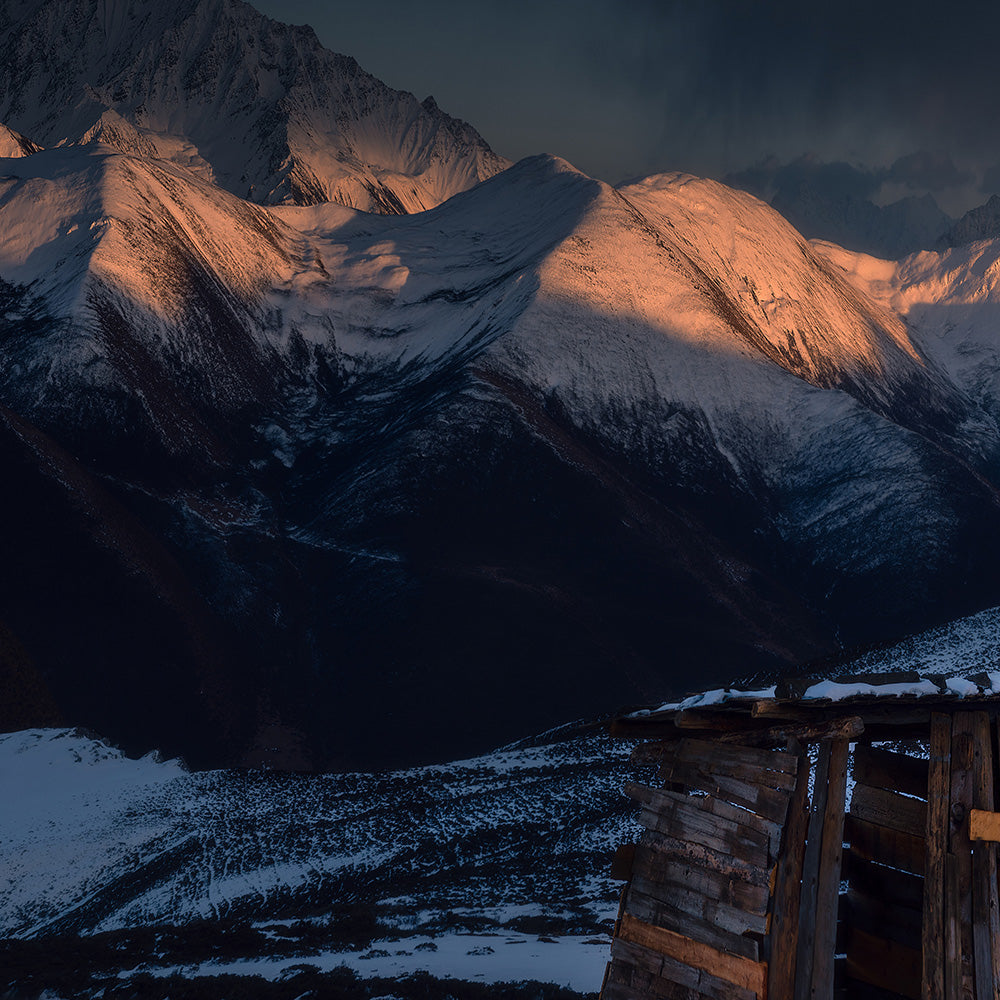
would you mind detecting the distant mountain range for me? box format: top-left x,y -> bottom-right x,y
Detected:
5,0 -> 1000,770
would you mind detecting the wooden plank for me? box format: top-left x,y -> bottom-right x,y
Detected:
950,714 -> 975,1000
608,938 -> 757,1000
923,711 -> 950,1000
717,715 -> 864,747
627,873 -> 768,938
639,828 -> 770,887
617,913 -> 768,997
768,739 -> 811,1000
967,809 -> 1000,841
850,782 -> 928,837
627,780 -> 783,844
625,882 -> 763,957
635,737 -> 798,783
796,739 -> 831,1000
944,853 -> 962,1000
970,712 -> 999,1000
847,856 -> 924,911
854,745 -> 929,801
631,844 -> 770,915
675,708 -> 761,733
811,737 -> 849,1000
846,888 -> 923,951
846,926 -> 922,1000
677,736 -> 800,776
845,814 -> 925,876
639,805 -> 770,869
648,755 -> 793,825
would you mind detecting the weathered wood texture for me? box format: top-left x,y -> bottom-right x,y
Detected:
811,738 -> 849,1000
970,712 -> 999,1000
950,714 -> 975,999
617,914 -> 768,997
846,927 -> 922,1000
768,739 -> 811,1000
795,739 -> 832,999
923,712 -> 951,1000
605,739 -> 800,1000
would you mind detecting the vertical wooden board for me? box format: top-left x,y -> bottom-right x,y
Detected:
944,853 -> 963,1000
970,712 -> 1000,999
769,740 -> 811,1000
796,741 -> 831,1000
811,738 -> 849,1000
924,712 -> 950,1000
950,714 -> 975,1000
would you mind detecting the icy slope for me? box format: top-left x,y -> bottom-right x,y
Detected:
0,0 -> 509,212
0,727 -> 636,941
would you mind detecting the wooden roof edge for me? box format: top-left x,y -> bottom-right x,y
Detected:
611,692 -> 1000,742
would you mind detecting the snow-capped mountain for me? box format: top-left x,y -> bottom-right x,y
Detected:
6,133 -> 1000,768
938,194 -> 1000,248
0,0 -> 508,212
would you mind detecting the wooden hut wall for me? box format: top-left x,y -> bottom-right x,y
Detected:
601,737 -> 802,1000
603,706 -> 1000,1000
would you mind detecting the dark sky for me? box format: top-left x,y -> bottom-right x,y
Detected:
251,0 -> 1000,215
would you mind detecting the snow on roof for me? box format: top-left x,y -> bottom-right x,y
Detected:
626,670 -> 1000,720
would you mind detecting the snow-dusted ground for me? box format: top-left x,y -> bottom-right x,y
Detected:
123,932 -> 610,991
0,725 -> 637,992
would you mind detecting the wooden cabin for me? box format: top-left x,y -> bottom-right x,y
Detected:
600,673 -> 1000,1000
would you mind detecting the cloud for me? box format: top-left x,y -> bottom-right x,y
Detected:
885,152 -> 972,192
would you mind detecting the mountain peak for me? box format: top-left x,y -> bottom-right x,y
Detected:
0,0 -> 509,212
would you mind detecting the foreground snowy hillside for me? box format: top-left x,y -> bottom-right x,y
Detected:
0,0 -> 508,211
0,726 -> 635,993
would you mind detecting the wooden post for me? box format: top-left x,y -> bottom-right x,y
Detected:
950,713 -> 975,999
924,712 -> 951,1000
970,712 -> 1000,999
769,739 -> 811,1000
810,738 -> 849,1000
796,742 -> 831,1000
